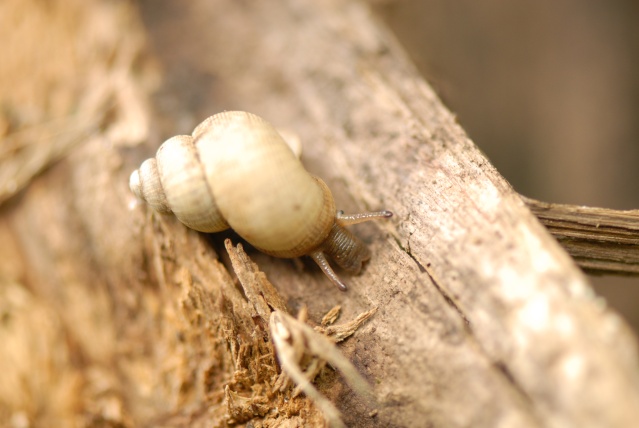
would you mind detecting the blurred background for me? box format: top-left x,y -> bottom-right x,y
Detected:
371,0 -> 639,331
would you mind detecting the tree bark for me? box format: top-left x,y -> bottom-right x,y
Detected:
2,0 -> 639,427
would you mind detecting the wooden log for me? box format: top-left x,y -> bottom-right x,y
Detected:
2,0 -> 639,426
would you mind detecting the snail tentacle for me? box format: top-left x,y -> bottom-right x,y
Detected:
310,251 -> 348,291
336,210 -> 393,226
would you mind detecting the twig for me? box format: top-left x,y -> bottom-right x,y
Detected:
524,196 -> 639,275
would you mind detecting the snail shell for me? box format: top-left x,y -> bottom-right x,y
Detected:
130,111 -> 391,290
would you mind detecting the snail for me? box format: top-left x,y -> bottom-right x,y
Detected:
129,111 -> 392,290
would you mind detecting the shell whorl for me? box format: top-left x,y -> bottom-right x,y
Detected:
194,111 -> 336,258
129,158 -> 171,214
130,135 -> 229,233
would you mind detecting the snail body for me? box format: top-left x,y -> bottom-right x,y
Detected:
130,111 -> 391,290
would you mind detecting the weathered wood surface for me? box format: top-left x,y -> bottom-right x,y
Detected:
2,0 -> 639,427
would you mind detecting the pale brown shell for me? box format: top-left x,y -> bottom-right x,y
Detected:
130,111 -> 335,258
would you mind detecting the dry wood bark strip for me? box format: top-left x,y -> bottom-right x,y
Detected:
525,196 -> 639,275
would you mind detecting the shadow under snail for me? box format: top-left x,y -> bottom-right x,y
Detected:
129,111 -> 392,290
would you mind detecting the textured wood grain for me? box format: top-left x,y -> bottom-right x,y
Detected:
2,0 -> 639,427
525,197 -> 639,275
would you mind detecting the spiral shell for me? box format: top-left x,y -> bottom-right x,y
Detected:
130,111 -> 391,290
